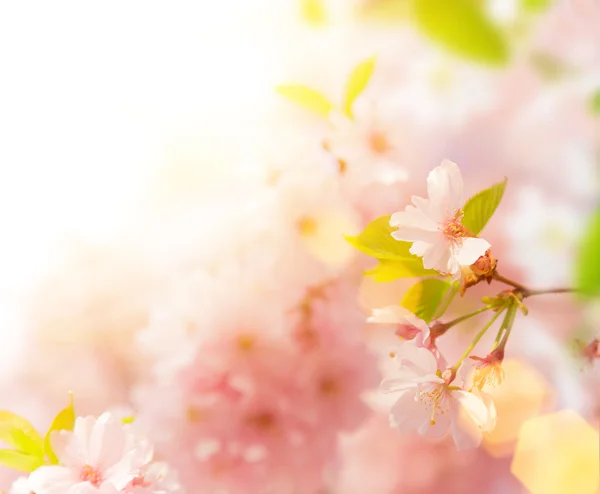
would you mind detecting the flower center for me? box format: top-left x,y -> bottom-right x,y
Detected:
246,411 -> 277,433
440,210 -> 468,245
368,130 -> 391,155
418,384 -> 449,425
80,464 -> 103,487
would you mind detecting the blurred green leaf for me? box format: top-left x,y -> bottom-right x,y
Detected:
44,394 -> 75,464
411,0 -> 509,65
121,416 -> 135,425
300,0 -> 327,26
0,449 -> 44,473
343,57 -> 376,118
275,85 -> 333,118
366,258 -> 439,282
462,178 -> 507,235
401,278 -> 452,322
0,411 -> 44,454
575,210 -> 600,297
521,0 -> 553,12
589,90 -> 600,114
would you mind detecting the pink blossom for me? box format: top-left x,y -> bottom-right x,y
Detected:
381,340 -> 493,450
390,160 -> 490,280
27,413 -> 179,494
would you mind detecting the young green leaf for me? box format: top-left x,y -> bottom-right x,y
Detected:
343,57 -> 376,118
462,178 -> 507,235
0,449 -> 44,472
345,216 -> 415,261
575,209 -> 600,298
411,0 -> 509,65
275,84 -> 333,118
44,394 -> 76,464
366,258 -> 439,282
401,278 -> 452,323
0,411 -> 44,454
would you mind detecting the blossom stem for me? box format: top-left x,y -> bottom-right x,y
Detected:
494,302 -> 518,351
444,305 -> 494,330
491,272 -> 527,292
492,272 -> 576,298
450,307 -> 506,374
520,287 -> 576,298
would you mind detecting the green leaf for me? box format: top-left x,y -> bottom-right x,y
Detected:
589,89 -> 600,115
462,178 -> 507,235
345,216 -> 413,261
521,0 -> 552,12
401,278 -> 452,323
343,57 -> 376,118
575,210 -> 600,297
411,0 -> 509,65
44,394 -> 75,464
366,258 -> 439,282
0,449 -> 44,472
275,84 -> 333,118
0,411 -> 44,455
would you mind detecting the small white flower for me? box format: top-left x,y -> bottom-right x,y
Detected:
390,160 -> 490,280
28,413 -> 153,494
381,340 -> 493,450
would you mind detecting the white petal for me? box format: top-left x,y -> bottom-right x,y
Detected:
417,407 -> 451,438
367,305 -> 414,324
418,236 -> 451,272
395,342 -> 440,376
389,390 -> 427,433
449,390 -> 489,450
390,204 -> 438,231
427,160 -> 464,214
454,237 -> 491,266
380,377 -> 418,394
28,466 -> 78,494
90,414 -> 127,469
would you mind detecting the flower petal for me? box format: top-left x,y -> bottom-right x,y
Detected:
449,390 -> 489,450
390,204 -> 438,232
367,305 -> 414,324
90,413 -> 127,469
455,237 -> 491,266
28,466 -> 78,494
427,160 -> 464,214
380,377 -> 418,394
389,390 -> 427,433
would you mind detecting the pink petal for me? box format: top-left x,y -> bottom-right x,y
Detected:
427,160 -> 464,215
389,390 -> 427,433
90,414 -> 127,469
28,466 -> 78,494
390,204 -> 438,232
454,237 -> 491,266
450,390 -> 489,450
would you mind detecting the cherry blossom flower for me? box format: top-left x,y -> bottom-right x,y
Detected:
381,340 -> 493,450
390,160 -> 490,280
367,305 -> 430,342
27,413 -> 182,494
